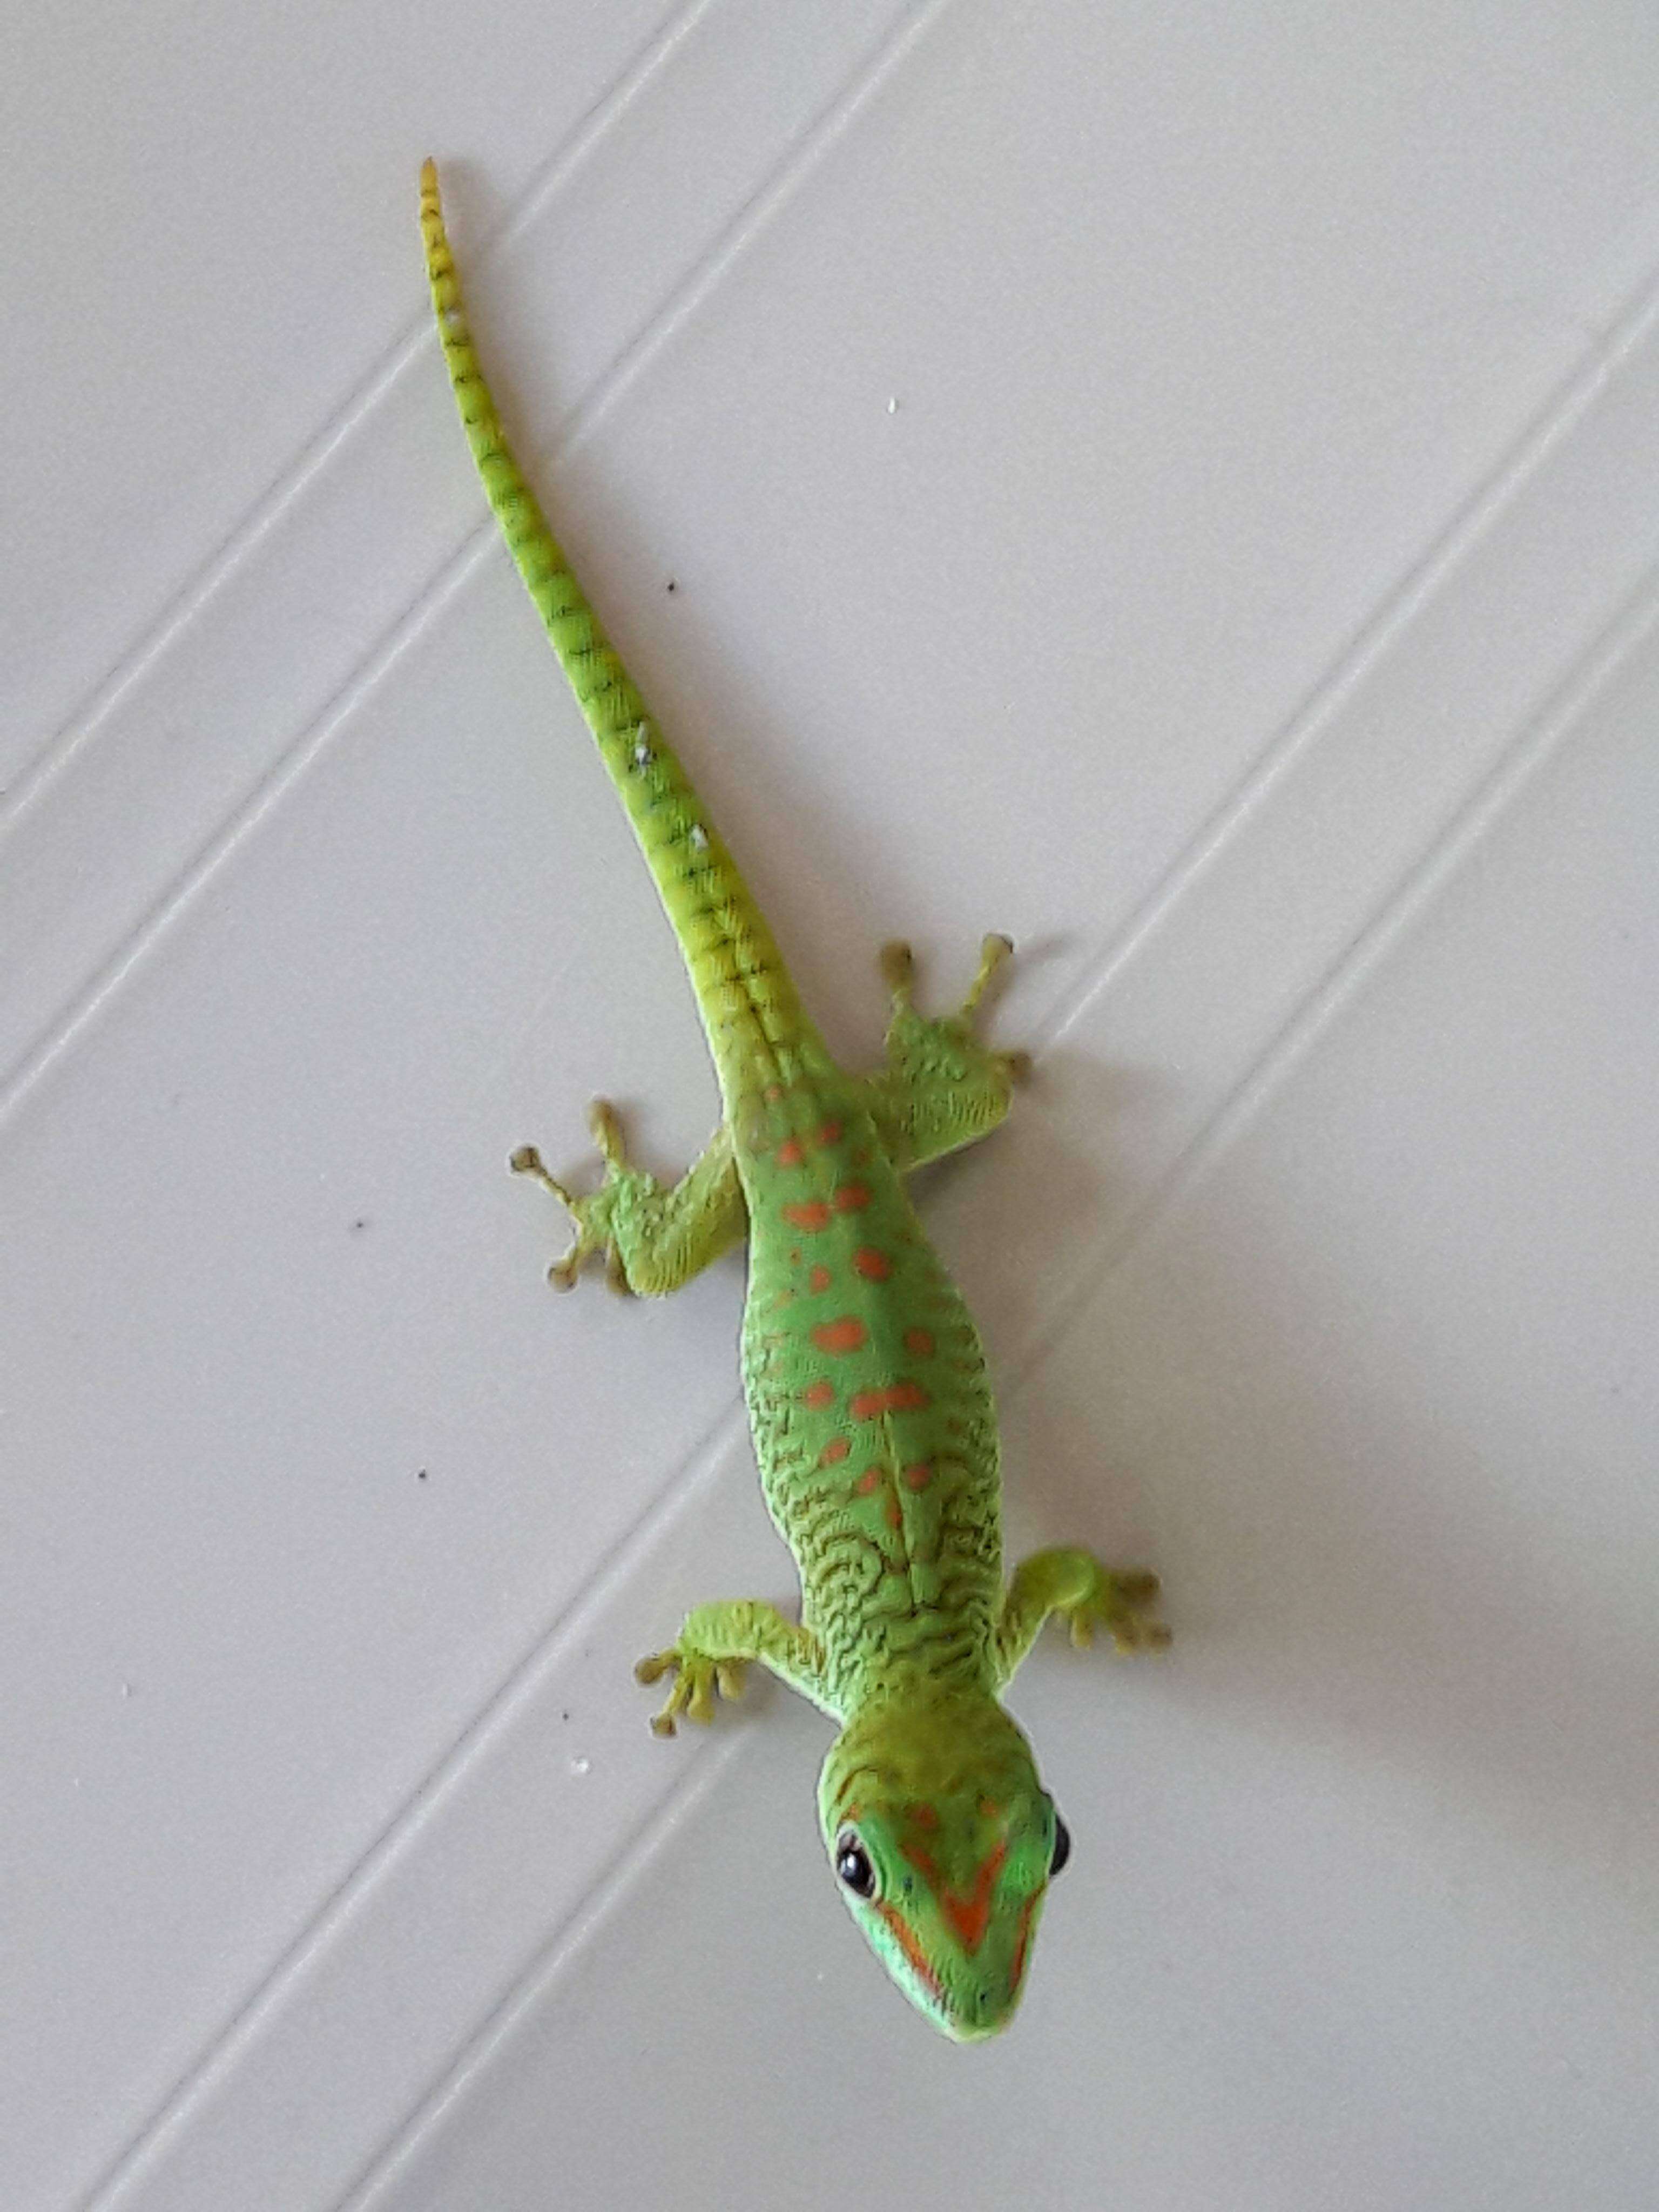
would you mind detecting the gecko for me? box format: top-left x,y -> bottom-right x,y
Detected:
419,161 -> 1168,2041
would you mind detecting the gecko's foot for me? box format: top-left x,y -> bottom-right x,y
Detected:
882,933 -> 1026,1057
634,1644 -> 750,1736
1063,1564 -> 1170,1655
878,934 -> 1032,1151
511,1101 -> 658,1292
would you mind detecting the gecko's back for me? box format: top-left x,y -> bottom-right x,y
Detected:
736,1072 -> 1004,1716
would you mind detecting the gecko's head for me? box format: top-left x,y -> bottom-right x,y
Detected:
818,1691 -> 1068,2041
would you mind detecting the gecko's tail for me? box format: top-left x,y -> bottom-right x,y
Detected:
418,160 -> 819,1100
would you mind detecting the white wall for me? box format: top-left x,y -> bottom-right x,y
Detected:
5,4 -> 1658,2206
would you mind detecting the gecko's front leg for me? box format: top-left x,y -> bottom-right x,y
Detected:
635,1600 -> 832,1735
993,1547 -> 1169,1689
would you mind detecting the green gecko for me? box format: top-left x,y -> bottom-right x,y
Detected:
419,161 -> 1168,2041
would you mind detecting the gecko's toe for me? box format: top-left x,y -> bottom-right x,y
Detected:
510,1143 -> 575,1204
1110,1618 -> 1172,1654
588,1097 -> 630,1166
880,940 -> 916,1004
961,932 -> 1016,1019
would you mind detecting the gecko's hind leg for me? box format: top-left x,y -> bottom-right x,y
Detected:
511,1101 -> 746,1295
868,935 -> 1031,1171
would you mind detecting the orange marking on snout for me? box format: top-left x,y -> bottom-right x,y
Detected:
801,1380 -> 835,1411
878,1904 -> 942,2005
939,1843 -> 1007,1955
783,1201 -> 831,1232
811,1316 -> 867,1355
818,1437 -> 851,1467
853,1247 -> 891,1281
903,1327 -> 935,1359
832,1181 -> 871,1213
900,1828 -> 1008,1958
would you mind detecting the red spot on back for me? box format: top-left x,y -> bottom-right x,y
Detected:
855,1466 -> 882,1495
832,1182 -> 871,1213
819,1438 -> 850,1467
812,1316 -> 867,1355
853,1247 -> 891,1281
849,1379 -> 930,1421
814,1120 -> 843,1148
902,1461 -> 932,1490
801,1380 -> 835,1410
775,1138 -> 805,1166
903,1327 -> 935,1358
885,1498 -> 903,1528
783,1201 -> 831,1231
809,1264 -> 832,1293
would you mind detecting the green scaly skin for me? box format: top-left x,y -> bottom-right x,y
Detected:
420,163 -> 1169,2040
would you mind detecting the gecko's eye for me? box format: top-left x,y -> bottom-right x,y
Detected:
1049,1813 -> 1071,1876
834,1829 -> 877,1899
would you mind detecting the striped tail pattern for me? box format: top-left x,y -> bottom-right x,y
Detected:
418,161 -> 818,1103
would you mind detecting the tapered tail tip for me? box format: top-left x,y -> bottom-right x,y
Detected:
419,156 -> 439,197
